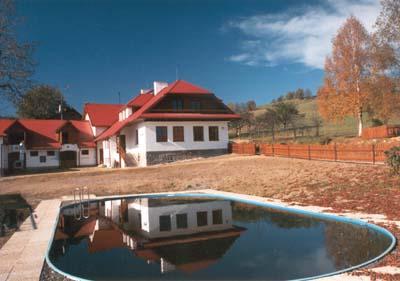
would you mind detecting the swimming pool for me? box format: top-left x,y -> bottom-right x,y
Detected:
47,193 -> 396,281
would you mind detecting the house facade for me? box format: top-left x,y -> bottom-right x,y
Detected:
0,80 -> 239,175
0,119 -> 96,175
90,80 -> 240,167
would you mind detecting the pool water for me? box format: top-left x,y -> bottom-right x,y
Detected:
48,195 -> 394,280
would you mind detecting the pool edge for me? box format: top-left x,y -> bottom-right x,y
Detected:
45,190 -> 397,281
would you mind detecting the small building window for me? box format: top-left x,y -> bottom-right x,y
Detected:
81,150 -> 89,155
47,151 -> 55,156
209,126 -> 219,141
173,126 -> 184,142
172,98 -> 184,111
61,132 -> 69,144
156,126 -> 168,142
135,129 -> 139,145
176,213 -> 188,229
193,126 -> 204,142
30,151 -> 38,157
197,211 -> 208,227
39,156 -> 46,163
190,100 -> 201,111
212,209 -> 223,225
159,215 -> 171,231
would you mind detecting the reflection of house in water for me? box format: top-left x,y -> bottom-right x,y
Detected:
55,198 -> 245,274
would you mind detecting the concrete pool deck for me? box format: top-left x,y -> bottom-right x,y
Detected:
0,189 -> 398,281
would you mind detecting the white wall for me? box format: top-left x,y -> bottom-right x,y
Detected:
26,149 -> 59,168
144,121 -> 229,152
121,122 -> 147,167
79,148 -> 96,166
128,199 -> 233,239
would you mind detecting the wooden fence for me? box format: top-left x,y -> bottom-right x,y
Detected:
362,125 -> 400,139
231,142 -> 398,164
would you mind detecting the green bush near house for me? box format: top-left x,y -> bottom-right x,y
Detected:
385,146 -> 400,175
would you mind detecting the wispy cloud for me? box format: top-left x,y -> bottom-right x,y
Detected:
225,0 -> 381,69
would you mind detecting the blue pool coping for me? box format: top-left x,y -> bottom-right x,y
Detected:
45,191 -> 397,281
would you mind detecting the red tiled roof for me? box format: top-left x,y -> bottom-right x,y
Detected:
95,80 -> 238,141
0,119 -> 16,137
140,113 -> 241,120
83,103 -> 124,127
4,119 -> 95,149
126,92 -> 154,108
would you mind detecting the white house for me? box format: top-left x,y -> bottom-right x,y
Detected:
88,80 -> 240,167
0,80 -> 239,176
0,119 -> 97,175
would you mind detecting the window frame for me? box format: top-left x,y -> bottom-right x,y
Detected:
212,209 -> 223,225
156,126 -> 168,142
159,215 -> 172,232
172,98 -> 184,111
176,213 -> 188,229
30,151 -> 38,157
81,149 -> 89,155
47,150 -> 55,157
209,126 -> 219,141
173,126 -> 185,142
39,155 -> 46,163
193,126 -> 204,142
135,129 -> 139,145
196,211 -> 208,227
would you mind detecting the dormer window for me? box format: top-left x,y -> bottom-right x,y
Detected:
190,100 -> 201,111
172,98 -> 184,111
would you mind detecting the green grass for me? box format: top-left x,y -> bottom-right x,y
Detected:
235,98 -> 400,143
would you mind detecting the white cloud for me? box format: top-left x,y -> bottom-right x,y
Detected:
226,0 -> 381,69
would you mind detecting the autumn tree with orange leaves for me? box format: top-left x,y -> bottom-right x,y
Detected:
318,16 -> 371,137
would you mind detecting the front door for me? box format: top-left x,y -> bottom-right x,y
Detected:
119,135 -> 126,151
99,148 -> 104,164
60,151 -> 77,168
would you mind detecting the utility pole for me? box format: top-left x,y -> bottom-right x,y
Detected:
118,92 -> 121,104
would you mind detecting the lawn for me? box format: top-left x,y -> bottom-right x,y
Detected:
1,154 -> 400,279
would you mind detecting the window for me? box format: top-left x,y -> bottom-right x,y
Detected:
193,126 -> 204,142
159,215 -> 171,231
61,132 -> 69,144
212,209 -> 223,225
176,213 -> 188,229
47,151 -> 55,156
30,151 -> 38,157
135,129 -> 139,145
156,126 -> 168,142
81,150 -> 89,155
39,156 -> 46,163
209,126 -> 219,141
172,98 -> 184,111
190,100 -> 201,111
173,126 -> 184,142
197,211 -> 208,227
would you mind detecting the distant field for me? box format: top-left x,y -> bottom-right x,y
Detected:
234,98 -> 400,143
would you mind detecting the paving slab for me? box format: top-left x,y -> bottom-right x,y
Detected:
0,199 -> 61,281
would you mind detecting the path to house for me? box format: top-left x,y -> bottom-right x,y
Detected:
0,154 -> 400,280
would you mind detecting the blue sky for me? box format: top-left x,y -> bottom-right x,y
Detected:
7,0 -> 381,115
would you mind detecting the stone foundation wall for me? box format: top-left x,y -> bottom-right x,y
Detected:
146,149 -> 228,165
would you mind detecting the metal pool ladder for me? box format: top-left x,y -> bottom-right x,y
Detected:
74,186 -> 90,220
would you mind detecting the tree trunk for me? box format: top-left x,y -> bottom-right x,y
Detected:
358,110 -> 363,137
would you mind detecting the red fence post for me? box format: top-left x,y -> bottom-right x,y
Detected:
288,144 -> 290,157
272,144 -> 275,156
334,143 -> 337,161
372,144 -> 376,164
308,145 -> 311,160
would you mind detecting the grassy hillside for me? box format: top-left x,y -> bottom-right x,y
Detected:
237,98 -> 400,143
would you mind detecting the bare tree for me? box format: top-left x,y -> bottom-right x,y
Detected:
0,0 -> 34,104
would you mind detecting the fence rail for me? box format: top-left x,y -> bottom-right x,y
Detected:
231,142 -> 398,164
362,125 -> 400,139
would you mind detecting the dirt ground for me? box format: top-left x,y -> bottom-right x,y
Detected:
0,154 -> 399,220
1,154 -> 400,280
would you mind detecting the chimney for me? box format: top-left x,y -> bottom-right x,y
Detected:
153,81 -> 168,95
140,89 -> 151,94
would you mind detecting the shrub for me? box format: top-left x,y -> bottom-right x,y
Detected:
385,146 -> 400,175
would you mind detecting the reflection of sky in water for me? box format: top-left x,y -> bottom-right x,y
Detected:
50,197 -> 392,280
